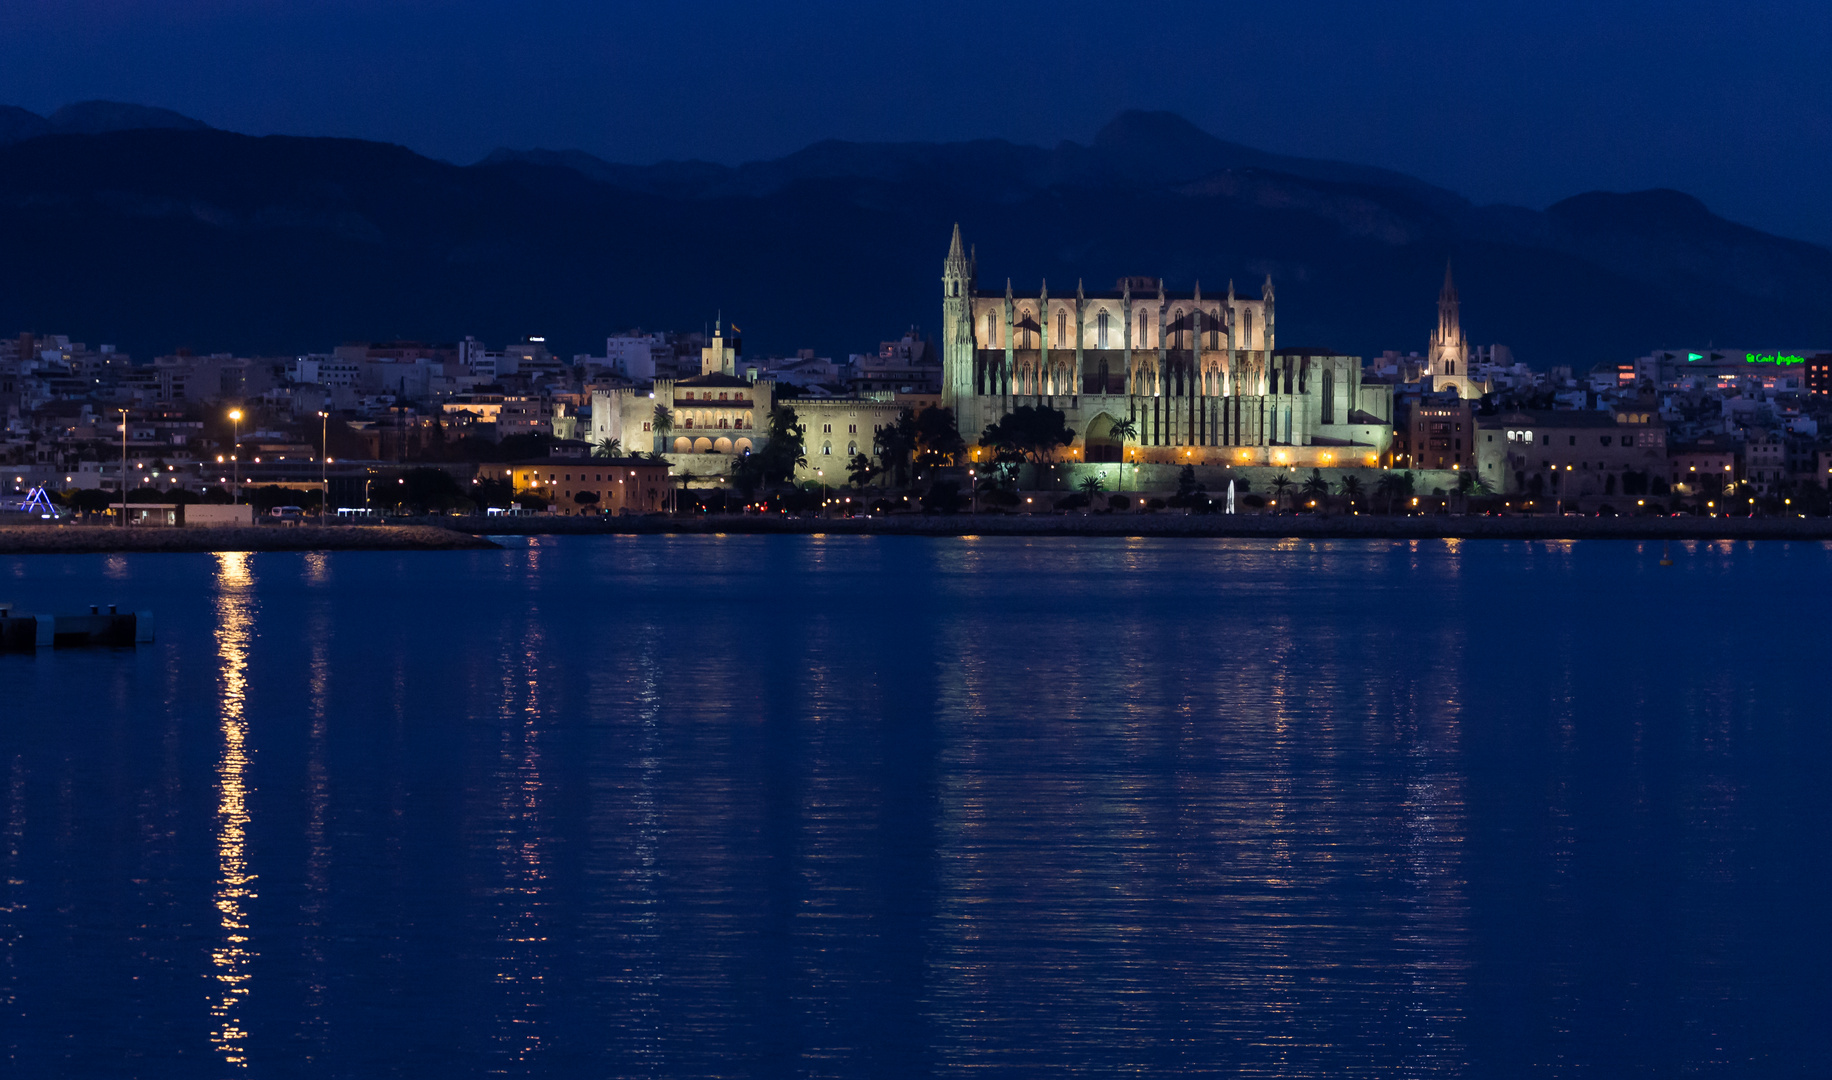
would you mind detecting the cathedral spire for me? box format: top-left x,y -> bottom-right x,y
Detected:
948,222 -> 965,261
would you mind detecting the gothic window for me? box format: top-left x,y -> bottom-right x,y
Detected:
1242,310 -> 1254,349
823,442 -> 832,455
1097,310 -> 1109,349
1056,309 -> 1066,344
986,312 -> 996,348
1174,308 -> 1185,349
1209,314 -> 1219,349
1139,310 -> 1148,347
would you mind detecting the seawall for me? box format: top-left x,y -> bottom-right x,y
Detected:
0,524 -> 499,555
453,513 -> 1832,542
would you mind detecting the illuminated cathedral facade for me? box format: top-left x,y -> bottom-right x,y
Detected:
941,226 -> 1393,467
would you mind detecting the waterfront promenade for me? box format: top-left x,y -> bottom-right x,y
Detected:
5,514 -> 1831,554
466,513 -> 1832,542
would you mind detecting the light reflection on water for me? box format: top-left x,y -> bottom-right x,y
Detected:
0,536 -> 1827,1077
210,551 -> 257,1068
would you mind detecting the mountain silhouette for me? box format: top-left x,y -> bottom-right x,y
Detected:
1,109 -> 1826,366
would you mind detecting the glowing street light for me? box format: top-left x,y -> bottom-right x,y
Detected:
228,408 -> 244,504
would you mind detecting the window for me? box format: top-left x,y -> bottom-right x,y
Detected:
822,442 -> 831,455
848,424 -> 857,434
1097,310 -> 1109,348
719,392 -> 728,401
1569,436 -> 1576,446
1056,310 -> 1066,343
1139,310 -> 1149,346
1601,436 -> 1612,446
822,423 -> 832,433
642,421 -> 651,431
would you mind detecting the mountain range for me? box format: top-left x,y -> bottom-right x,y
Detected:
2,102 -> 1827,368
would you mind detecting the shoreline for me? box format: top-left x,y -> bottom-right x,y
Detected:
0,524 -> 498,555
455,513 -> 1832,542
4,514 -> 1830,553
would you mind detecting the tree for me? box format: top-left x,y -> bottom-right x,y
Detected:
594,437 -> 622,458
913,406 -> 966,473
873,408 -> 919,487
1107,417 -> 1139,491
980,405 -> 1074,487
1169,464 -> 1207,509
1374,472 -> 1404,514
1339,474 -> 1364,511
1269,473 -> 1294,512
846,451 -> 881,488
1300,468 -> 1331,512
496,432 -> 552,461
1107,493 -> 1131,512
573,490 -> 601,510
755,405 -> 806,485
651,404 -> 675,453
1078,474 -> 1105,499
922,479 -> 964,514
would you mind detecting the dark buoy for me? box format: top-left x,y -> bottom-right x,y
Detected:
1660,542 -> 1674,567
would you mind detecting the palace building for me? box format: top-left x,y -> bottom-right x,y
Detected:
939,225 -> 1393,467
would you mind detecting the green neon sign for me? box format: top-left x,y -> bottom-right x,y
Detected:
1746,353 -> 1804,366
1687,352 -> 1703,361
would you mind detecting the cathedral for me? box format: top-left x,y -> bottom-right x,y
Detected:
940,226 -> 1394,467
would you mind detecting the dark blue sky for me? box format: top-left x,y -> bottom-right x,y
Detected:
4,0 -> 1830,243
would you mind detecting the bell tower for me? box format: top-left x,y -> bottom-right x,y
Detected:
1430,261 -> 1478,397
941,224 -> 976,409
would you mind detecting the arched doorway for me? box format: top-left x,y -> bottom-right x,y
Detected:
714,436 -> 733,453
693,437 -> 713,453
673,436 -> 692,453
1083,412 -> 1123,463
734,437 -> 753,453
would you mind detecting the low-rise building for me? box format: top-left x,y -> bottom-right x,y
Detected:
1476,408 -> 1667,499
482,455 -> 672,515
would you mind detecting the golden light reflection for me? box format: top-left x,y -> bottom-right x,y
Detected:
211,551 -> 257,1068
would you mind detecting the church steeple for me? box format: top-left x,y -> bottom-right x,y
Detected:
1430,258 -> 1470,391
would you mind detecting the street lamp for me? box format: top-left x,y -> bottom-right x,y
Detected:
318,411 -> 329,522
117,407 -> 129,527
228,408 -> 243,504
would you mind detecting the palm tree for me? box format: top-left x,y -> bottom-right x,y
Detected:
1300,468 -> 1331,513
651,404 -> 675,454
1374,472 -> 1403,515
1108,417 -> 1138,491
1078,474 -> 1105,501
1269,474 -> 1293,513
594,436 -> 622,458
1340,474 -> 1364,512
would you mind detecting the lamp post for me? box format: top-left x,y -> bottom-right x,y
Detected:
318,411 -> 329,523
817,469 -> 825,518
117,408 -> 128,527
228,408 -> 243,504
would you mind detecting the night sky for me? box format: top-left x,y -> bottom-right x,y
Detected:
3,0 -> 1830,244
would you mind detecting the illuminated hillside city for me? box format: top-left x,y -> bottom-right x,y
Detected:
4,227 -> 1829,521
